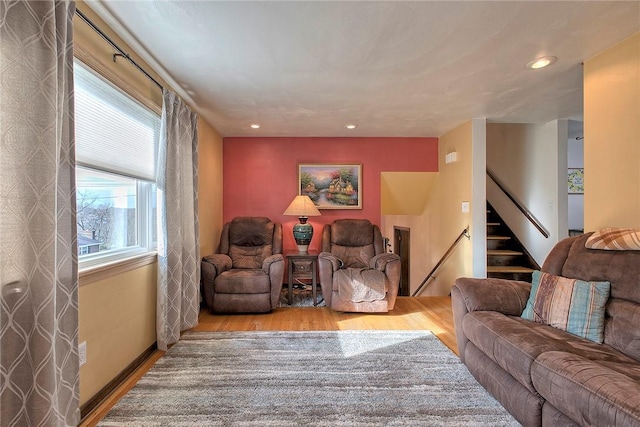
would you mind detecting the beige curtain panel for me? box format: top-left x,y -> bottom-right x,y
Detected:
156,89 -> 200,351
0,1 -> 80,425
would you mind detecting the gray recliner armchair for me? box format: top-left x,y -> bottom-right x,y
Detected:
318,219 -> 401,312
201,217 -> 284,313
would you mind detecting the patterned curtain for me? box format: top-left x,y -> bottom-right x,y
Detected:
156,89 -> 200,351
0,1 -> 79,426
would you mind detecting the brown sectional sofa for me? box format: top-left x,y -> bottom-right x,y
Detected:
452,233 -> 640,426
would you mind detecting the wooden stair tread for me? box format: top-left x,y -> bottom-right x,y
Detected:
487,266 -> 535,273
487,249 -> 523,256
486,202 -> 538,279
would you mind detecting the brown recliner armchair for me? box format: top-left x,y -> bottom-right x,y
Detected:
201,217 -> 284,313
318,219 -> 401,312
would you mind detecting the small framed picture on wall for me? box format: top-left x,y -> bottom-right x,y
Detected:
568,168 -> 584,194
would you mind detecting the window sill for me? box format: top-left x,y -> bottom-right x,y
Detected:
79,252 -> 157,285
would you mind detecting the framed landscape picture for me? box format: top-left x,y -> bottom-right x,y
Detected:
568,168 -> 584,194
298,164 -> 362,209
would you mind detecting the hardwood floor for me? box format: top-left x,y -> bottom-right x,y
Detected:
80,296 -> 456,426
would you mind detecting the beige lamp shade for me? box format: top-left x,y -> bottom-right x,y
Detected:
283,195 -> 320,252
283,195 -> 321,217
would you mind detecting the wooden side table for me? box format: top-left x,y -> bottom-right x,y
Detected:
286,250 -> 318,306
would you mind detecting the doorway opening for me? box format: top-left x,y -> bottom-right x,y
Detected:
394,226 -> 410,296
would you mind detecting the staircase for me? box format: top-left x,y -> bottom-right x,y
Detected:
486,203 -> 538,281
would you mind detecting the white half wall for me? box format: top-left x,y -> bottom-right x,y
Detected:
471,119 -> 487,278
568,132 -> 584,231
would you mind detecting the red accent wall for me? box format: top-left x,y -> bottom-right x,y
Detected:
223,137 -> 438,252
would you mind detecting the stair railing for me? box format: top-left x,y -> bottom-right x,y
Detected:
412,226 -> 470,297
486,169 -> 549,238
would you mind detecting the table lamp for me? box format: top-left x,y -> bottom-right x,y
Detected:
283,195 -> 321,252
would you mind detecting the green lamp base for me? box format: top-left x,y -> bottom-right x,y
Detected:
292,218 -> 313,252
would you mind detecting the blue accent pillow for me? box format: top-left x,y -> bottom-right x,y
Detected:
521,270 -> 610,343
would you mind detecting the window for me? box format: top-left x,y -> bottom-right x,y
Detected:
74,61 -> 160,270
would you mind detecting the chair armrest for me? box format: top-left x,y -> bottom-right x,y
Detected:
453,277 -> 531,316
262,253 -> 284,274
201,254 -> 232,309
318,252 -> 342,271
202,254 -> 232,277
370,253 -> 401,309
263,254 -> 285,308
369,252 -> 400,271
318,252 -> 343,308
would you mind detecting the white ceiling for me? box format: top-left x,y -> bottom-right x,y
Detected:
89,1 -> 640,138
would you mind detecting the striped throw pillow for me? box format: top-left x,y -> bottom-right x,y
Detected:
521,271 -> 610,343
586,228 -> 640,250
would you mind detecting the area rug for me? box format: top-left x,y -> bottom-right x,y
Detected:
98,331 -> 519,426
278,286 -> 326,307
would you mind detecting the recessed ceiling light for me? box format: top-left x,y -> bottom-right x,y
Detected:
250,123 -> 261,129
526,56 -> 557,70
345,124 -> 357,130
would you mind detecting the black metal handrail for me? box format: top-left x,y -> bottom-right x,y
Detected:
486,169 -> 549,238
412,227 -> 470,297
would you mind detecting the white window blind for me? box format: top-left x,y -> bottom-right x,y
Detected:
74,61 -> 160,181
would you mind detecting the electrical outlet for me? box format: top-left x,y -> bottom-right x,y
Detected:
79,341 -> 87,367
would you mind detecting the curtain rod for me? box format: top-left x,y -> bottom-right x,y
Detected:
75,8 -> 164,91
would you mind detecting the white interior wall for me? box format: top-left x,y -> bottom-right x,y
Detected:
486,120 -> 568,265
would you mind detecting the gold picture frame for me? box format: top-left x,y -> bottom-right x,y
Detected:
298,164 -> 362,209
